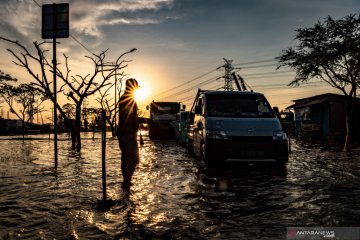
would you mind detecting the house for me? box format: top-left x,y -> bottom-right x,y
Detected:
286,93 -> 360,140
0,118 -> 23,134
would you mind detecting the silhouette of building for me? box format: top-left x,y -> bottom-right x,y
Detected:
286,93 -> 360,140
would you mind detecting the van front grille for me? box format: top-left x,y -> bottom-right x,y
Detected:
227,136 -> 273,142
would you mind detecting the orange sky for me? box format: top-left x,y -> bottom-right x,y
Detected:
0,0 -> 355,121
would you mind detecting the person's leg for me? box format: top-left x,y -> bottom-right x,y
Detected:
119,134 -> 139,187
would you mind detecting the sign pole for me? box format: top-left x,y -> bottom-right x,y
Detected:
43,2 -> 69,168
101,110 -> 107,201
53,3 -> 58,167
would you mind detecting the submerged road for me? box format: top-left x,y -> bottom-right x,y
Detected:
0,132 -> 359,239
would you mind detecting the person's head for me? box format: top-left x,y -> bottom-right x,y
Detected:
125,78 -> 139,92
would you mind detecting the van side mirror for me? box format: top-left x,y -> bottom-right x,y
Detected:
273,106 -> 279,115
146,105 -> 149,110
194,105 -> 202,115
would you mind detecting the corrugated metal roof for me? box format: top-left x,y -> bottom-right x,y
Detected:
286,96 -> 330,109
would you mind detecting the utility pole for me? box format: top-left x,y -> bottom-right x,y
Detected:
217,58 -> 240,91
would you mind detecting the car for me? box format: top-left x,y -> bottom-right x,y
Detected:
187,89 -> 289,167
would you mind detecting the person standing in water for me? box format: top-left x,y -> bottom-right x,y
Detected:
117,78 -> 140,189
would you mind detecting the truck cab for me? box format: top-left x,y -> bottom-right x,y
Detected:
188,90 -> 288,167
147,101 -> 181,140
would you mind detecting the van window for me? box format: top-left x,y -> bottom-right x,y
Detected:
206,94 -> 275,118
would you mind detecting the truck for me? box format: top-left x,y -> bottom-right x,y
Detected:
187,89 -> 289,167
147,101 -> 183,140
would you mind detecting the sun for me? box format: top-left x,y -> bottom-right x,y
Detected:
134,87 -> 149,102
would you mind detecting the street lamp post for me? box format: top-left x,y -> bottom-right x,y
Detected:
113,48 -> 137,133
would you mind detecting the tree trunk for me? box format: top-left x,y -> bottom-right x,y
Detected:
343,97 -> 353,151
75,105 -> 82,152
22,120 -> 25,141
107,117 -> 116,137
69,126 -> 76,150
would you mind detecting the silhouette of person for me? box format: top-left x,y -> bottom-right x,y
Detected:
117,78 -> 140,189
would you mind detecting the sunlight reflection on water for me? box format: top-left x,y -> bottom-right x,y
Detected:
0,133 -> 359,239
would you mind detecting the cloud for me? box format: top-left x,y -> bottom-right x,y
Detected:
0,0 -> 40,44
101,18 -> 161,25
70,0 -> 176,38
0,0 -> 178,45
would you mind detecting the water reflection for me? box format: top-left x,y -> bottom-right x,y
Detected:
0,134 -> 359,239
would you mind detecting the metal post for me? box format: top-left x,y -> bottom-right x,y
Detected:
232,72 -> 242,91
101,110 -> 107,201
114,74 -> 117,133
53,3 -> 58,167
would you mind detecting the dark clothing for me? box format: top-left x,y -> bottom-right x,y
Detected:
118,134 -> 139,186
116,90 -> 139,188
117,92 -> 139,136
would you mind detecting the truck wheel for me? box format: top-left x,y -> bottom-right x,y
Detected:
149,126 -> 155,140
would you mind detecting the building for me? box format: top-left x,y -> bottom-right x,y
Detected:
0,118 -> 23,134
286,93 -> 360,140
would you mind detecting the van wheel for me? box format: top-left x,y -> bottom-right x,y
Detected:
186,140 -> 194,154
275,159 -> 287,169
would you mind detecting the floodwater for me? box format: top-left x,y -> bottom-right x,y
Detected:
0,132 -> 359,239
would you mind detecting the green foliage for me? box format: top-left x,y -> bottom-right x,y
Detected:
277,14 -> 360,97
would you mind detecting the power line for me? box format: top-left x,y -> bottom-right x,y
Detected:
242,70 -> 293,77
233,59 -> 276,66
161,68 -> 242,100
69,35 -> 95,55
145,59 -> 282,101
240,63 -> 277,69
159,73 -> 224,100
145,68 -> 219,101
245,74 -> 294,80
32,0 -> 41,7
166,70 -> 294,101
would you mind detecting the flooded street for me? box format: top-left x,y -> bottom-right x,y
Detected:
1,133 -> 360,239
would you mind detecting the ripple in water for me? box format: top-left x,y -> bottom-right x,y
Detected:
0,134 -> 359,239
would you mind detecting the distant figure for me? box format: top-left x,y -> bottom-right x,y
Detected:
117,78 -> 140,189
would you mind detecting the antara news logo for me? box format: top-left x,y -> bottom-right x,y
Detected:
287,228 -> 335,239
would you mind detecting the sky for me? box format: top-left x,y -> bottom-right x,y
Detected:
0,0 -> 359,120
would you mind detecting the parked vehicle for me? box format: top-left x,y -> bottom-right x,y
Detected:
172,111 -> 194,145
277,111 -> 295,135
147,101 -> 183,140
187,89 -> 289,167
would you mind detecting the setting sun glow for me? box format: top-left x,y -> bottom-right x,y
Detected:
134,87 -> 149,102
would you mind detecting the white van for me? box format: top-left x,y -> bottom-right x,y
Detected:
187,90 -> 288,167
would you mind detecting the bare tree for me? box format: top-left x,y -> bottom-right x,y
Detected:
97,73 -> 127,137
0,37 -> 136,151
0,83 -> 47,139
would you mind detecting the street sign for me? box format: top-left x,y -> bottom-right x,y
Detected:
42,3 -> 69,39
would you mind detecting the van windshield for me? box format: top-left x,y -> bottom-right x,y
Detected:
206,94 -> 275,118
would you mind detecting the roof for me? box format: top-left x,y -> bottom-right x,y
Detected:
202,90 -> 263,96
286,96 -> 331,109
286,93 -> 360,109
